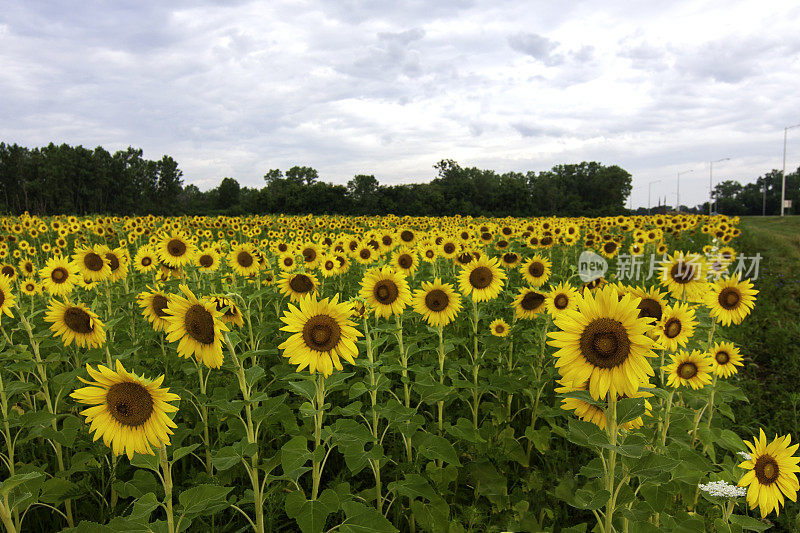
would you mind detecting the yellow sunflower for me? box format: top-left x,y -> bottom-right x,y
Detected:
391,247 -> 419,277
157,232 -> 196,268
664,349 -> 713,389
278,293 -> 362,377
705,275 -> 758,326
44,300 -> 106,348
137,288 -> 172,332
0,264 -> 17,281
228,244 -> 260,277
20,279 -> 40,295
71,360 -> 180,459
547,285 -> 656,400
411,278 -> 462,327
659,251 -> 709,302
18,258 -> 36,278
737,429 -> 800,518
195,248 -> 221,273
39,256 -> 78,296
458,256 -> 507,302
164,284 -> 229,368
709,341 -> 744,378
133,247 -> 158,273
0,276 -> 16,321
278,272 -> 319,303
359,267 -> 412,318
520,254 -> 552,287
490,318 -> 510,337
545,282 -> 580,318
627,285 -> 668,325
209,295 -> 244,328
71,245 -> 111,282
100,245 -> 129,283
655,302 -> 697,352
512,287 -> 547,320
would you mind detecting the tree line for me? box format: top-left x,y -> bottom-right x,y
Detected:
0,143 -> 636,217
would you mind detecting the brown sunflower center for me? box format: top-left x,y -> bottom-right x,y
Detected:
457,252 -> 473,264
495,324 -> 505,333
51,267 -> 68,283
398,254 -> 413,269
1,266 -> 14,277
554,294 -> 569,310
373,280 -> 399,305
141,257 -> 153,267
425,289 -> 449,312
105,253 -> 120,272
670,261 -> 697,284
167,239 -> 187,257
715,351 -> 730,365
425,250 -> 435,259
443,243 -> 456,254
400,230 -> 414,242
302,248 -> 316,262
529,261 -> 544,278
84,252 -> 104,272
637,298 -> 662,321
184,304 -> 215,344
64,306 -> 93,334
503,253 -> 518,264
755,455 -> 780,485
718,287 -> 741,310
469,266 -> 493,289
604,242 -> 617,254
324,260 -> 335,270
106,381 -> 154,427
521,291 -> 545,311
382,236 -> 392,246
664,318 -> 682,339
302,315 -> 341,352
289,274 -> 314,294
0,291 -> 4,306
359,249 -> 371,260
541,236 -> 553,246
677,362 -> 698,380
237,251 -> 254,268
579,318 -> 631,369
152,295 -> 170,318
198,254 -> 213,267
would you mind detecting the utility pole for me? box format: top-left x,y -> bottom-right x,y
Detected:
781,124 -> 800,216
709,158 -> 729,215
648,180 -> 661,215
676,169 -> 693,212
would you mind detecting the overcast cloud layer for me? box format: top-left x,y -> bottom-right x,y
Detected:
2,0 -> 800,209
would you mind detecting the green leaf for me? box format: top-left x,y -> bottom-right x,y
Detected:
467,460 -> 507,508
286,379 -> 317,402
729,515 -> 770,531
281,435 -> 312,481
525,426 -> 551,453
129,452 -> 160,472
445,418 -> 485,444
177,484 -> 232,517
171,443 -> 199,462
339,500 -> 399,533
40,478 -> 82,505
572,487 -> 610,510
566,418 -> 607,448
413,432 -> 461,466
387,474 -> 439,502
284,489 -> 339,533
0,472 -> 42,497
212,446 -> 241,471
616,397 -> 646,424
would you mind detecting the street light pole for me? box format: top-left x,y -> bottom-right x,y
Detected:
781,124 -> 800,216
709,158 -> 729,215
648,180 -> 661,215
676,169 -> 693,212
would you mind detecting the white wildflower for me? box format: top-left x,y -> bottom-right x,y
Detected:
737,451 -> 752,461
698,480 -> 747,498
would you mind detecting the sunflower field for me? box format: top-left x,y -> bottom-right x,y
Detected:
0,212 -> 794,533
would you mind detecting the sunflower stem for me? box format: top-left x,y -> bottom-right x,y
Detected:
705,322 -> 719,431
312,373 -> 326,500
0,499 -> 16,533
363,317 -> 382,512
471,298 -> 481,430
437,326 -> 445,436
604,393 -> 618,533
159,444 -> 175,533
660,389 -> 675,447
197,364 -> 213,475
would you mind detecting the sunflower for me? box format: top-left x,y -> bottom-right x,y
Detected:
71,360 -> 180,459
664,349 -> 713,389
500,252 -> 521,269
278,272 -> 319,303
0,276 -> 16,322
490,318 -> 510,337
228,244 -> 260,277
18,258 -> 36,278
659,252 -> 708,302
545,282 -> 580,318
706,275 -> 758,326
20,279 -> 40,296
278,253 -> 298,271
520,254 -> 551,287
411,278 -> 462,327
299,244 -> 321,270
556,379 -> 652,431
164,284 -> 229,368
547,285 -> 656,400
278,294 -> 362,377
627,285 -> 668,325
209,295 -> 244,328
458,256 -> 507,302
40,255 -> 79,296
737,429 -> 800,518
100,245 -> 129,283
354,244 -> 376,265
0,264 -> 17,281
133,247 -> 158,273
709,341 -> 744,378
194,248 -> 220,272
158,232 -> 196,268
360,267 -> 412,318
137,288 -> 172,332
72,245 -> 111,282
655,302 -> 697,352
45,300 -> 106,348
391,247 -> 419,277
419,243 -> 438,263
512,287 -> 547,319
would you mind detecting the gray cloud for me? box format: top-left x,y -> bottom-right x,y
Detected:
508,32 -> 563,66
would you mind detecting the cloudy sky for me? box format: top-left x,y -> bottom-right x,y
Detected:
2,0 -> 800,209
